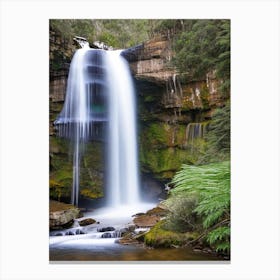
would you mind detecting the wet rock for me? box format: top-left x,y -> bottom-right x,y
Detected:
75,229 -> 86,235
98,226 -> 115,232
132,212 -> 145,217
68,231 -> 75,235
55,232 -> 63,236
78,218 -> 96,226
119,228 -> 129,236
127,224 -> 136,232
101,232 -> 112,238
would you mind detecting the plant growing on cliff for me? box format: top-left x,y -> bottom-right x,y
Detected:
171,161 -> 230,253
172,19 -> 230,96
200,102 -> 230,163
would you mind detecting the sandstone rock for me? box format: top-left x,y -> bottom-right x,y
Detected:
49,200 -> 81,230
133,215 -> 160,228
78,218 -> 96,226
146,206 -> 168,217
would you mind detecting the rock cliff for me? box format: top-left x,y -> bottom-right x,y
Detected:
122,35 -> 227,180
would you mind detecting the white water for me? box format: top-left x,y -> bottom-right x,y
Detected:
105,50 -> 140,207
55,48 -> 141,207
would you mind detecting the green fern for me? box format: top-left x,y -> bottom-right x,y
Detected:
171,161 -> 230,253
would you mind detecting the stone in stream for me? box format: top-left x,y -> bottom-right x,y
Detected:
78,218 -> 96,226
101,232 -> 112,238
49,200 -> 82,230
76,229 -> 86,235
98,226 -> 115,232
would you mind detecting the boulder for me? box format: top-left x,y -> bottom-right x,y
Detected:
78,218 -> 96,226
133,215 -> 160,228
49,200 -> 81,230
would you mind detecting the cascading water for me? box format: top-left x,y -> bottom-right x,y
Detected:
185,122 -> 208,147
105,50 -> 140,206
54,47 -> 140,207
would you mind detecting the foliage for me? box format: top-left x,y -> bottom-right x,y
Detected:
171,161 -> 230,253
172,19 -> 230,96
50,19 -> 152,49
200,102 -> 230,163
163,195 -> 200,232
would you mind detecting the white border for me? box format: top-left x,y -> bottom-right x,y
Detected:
0,0 -> 279,279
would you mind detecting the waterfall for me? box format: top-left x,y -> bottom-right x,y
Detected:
54,48 -> 140,207
185,123 -> 208,147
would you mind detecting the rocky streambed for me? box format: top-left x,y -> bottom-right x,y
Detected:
49,200 -> 224,261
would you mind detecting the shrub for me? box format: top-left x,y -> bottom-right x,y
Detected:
163,195 -> 200,232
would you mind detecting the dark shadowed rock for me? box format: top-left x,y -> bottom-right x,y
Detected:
98,226 -> 115,232
101,232 -> 112,238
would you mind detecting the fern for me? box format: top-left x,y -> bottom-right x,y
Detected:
207,226 -> 230,252
171,161 -> 230,253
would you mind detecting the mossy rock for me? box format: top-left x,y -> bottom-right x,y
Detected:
140,147 -> 187,175
49,139 -> 105,200
144,220 -> 193,248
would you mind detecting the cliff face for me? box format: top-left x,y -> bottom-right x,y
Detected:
122,36 -> 228,180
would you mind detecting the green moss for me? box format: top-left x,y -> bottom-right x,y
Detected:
176,125 -> 187,147
49,140 -> 105,200
144,220 -> 197,248
200,83 -> 210,109
49,136 -> 69,154
141,122 -> 169,147
140,146 -> 188,175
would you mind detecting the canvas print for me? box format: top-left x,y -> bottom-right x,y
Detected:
49,19 -> 230,261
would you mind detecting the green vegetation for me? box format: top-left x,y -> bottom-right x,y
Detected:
50,19 -> 158,49
199,102 -> 230,163
163,195 -> 199,232
144,220 -> 198,248
172,19 -> 230,96
170,161 -> 230,253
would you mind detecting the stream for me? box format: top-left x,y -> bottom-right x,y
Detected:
49,203 -> 221,262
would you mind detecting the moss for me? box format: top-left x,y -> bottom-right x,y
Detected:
140,147 -> 188,175
49,139 -> 105,200
176,125 -> 187,147
141,122 -> 169,147
80,188 -> 103,199
144,220 -> 197,248
200,83 -> 210,109
49,136 -> 69,154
